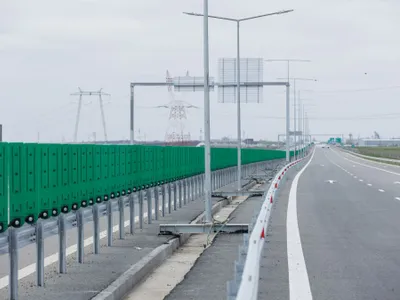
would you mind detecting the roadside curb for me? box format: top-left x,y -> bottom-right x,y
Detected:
92,198 -> 229,300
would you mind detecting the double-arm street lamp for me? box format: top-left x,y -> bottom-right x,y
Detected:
277,77 -> 317,160
184,8 -> 293,191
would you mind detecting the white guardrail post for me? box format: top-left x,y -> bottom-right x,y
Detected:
228,153 -> 310,300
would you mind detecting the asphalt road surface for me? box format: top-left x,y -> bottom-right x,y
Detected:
261,146 -> 400,300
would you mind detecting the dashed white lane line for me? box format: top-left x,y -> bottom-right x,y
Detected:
396,197 -> 400,201
359,179 -> 364,182
332,150 -> 400,176
367,184 -> 372,187
287,150 -> 314,300
379,189 -> 385,193
354,176 -> 358,179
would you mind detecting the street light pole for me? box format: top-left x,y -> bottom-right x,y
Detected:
294,79 -> 297,160
278,77 -> 317,160
266,59 -> 311,161
203,0 -> 212,223
236,20 -> 242,191
184,9 -> 294,191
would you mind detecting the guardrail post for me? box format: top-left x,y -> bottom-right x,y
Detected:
9,227 -> 18,300
192,177 -> 196,200
176,180 -> 184,208
194,176 -> 198,199
173,182 -> 178,211
162,185 -> 166,217
36,220 -> 44,287
224,169 -> 227,186
77,209 -> 84,263
202,174 -> 205,196
93,204 -> 100,253
183,180 -> 187,206
189,178 -> 193,201
107,200 -> 113,246
147,189 -> 152,225
139,190 -> 144,229
155,187 -> 160,220
168,183 -> 172,214
129,193 -> 135,234
58,213 -> 67,273
119,197 -> 125,239
195,176 -> 199,200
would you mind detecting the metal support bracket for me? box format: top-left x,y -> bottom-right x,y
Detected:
212,190 -> 265,198
159,223 -> 248,235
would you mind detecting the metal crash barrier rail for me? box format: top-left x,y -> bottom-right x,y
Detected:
227,151 -> 311,300
0,155 -> 280,300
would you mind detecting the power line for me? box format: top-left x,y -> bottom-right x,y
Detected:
308,85 -> 400,94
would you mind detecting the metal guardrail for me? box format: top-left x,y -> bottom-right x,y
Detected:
0,160 -> 271,300
227,153 -> 310,300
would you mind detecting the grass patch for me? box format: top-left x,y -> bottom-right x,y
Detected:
356,147 -> 400,160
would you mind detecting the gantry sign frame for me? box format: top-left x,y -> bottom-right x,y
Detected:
129,80 -> 290,231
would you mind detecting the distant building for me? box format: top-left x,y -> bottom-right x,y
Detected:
358,139 -> 400,147
244,138 -> 255,145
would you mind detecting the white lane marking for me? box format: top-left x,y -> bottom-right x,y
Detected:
394,182 -> 400,185
325,180 -> 337,184
396,197 -> 400,201
332,150 -> 400,176
367,184 -> 372,187
287,150 -> 314,300
359,179 -> 364,182
0,203 -> 168,290
379,189 -> 385,193
341,151 -> 400,168
354,176 -> 358,179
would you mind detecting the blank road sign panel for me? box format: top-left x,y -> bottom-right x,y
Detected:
218,58 -> 263,103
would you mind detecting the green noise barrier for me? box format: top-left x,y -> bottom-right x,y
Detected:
0,143 -> 296,233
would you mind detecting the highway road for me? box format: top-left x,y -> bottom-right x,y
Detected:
261,146 -> 400,300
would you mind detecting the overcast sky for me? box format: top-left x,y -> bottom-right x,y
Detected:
1,0 -> 400,142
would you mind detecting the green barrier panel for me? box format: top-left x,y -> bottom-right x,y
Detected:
2,142 -> 294,228
132,145 -> 140,192
125,145 -> 133,194
0,143 -> 8,232
37,143 -> 60,219
69,144 -> 81,212
119,145 -> 127,196
9,143 -> 39,227
79,144 -> 94,208
101,145 -> 112,201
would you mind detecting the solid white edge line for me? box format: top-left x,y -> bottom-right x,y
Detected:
332,149 -> 400,176
287,149 -> 315,300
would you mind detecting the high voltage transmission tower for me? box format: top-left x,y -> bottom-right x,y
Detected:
159,70 -> 199,144
71,88 -> 110,143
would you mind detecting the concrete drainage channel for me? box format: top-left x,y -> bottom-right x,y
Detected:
94,174 -> 278,300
